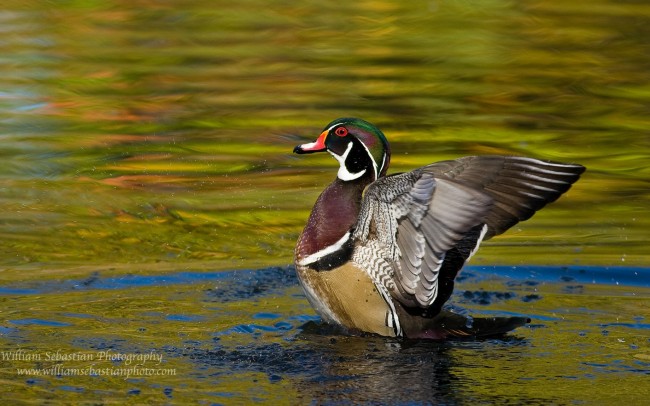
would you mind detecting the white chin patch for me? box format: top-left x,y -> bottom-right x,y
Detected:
329,141 -> 366,181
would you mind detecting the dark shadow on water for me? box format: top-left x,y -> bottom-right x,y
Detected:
178,320 -> 543,404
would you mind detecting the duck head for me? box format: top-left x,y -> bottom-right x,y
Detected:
294,118 -> 391,182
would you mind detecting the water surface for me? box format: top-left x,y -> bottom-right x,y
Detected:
0,0 -> 649,403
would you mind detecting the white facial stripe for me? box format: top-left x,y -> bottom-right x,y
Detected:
325,123 -> 340,133
358,138 -> 379,180
323,123 -> 383,180
297,231 -> 351,267
378,152 -> 387,177
329,141 -> 367,181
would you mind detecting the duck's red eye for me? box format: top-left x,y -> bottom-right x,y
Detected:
334,127 -> 348,137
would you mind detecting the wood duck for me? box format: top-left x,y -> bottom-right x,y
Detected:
293,118 -> 585,339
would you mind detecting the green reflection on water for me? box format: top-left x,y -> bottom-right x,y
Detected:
1,0 -> 647,274
0,0 -> 649,403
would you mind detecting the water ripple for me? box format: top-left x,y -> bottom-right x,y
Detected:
0,265 -> 648,297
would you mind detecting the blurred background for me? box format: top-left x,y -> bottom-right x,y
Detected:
1,0 -> 648,280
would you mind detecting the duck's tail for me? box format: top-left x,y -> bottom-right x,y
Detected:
399,308 -> 530,339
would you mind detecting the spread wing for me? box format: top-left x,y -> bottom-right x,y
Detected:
352,155 -> 585,310
426,156 -> 585,238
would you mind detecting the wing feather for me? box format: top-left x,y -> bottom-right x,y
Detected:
352,155 -> 584,311
425,156 -> 585,238
353,171 -> 492,308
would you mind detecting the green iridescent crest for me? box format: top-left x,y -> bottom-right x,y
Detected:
323,117 -> 391,178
